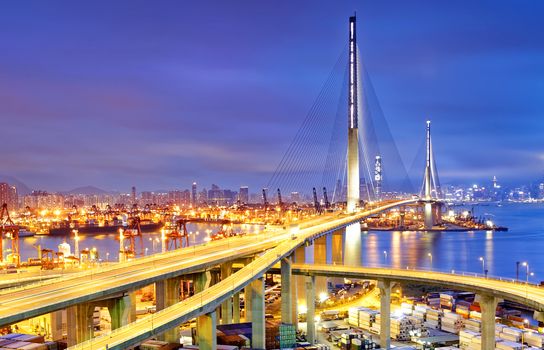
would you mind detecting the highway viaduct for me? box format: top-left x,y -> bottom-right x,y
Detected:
2,199 -> 541,350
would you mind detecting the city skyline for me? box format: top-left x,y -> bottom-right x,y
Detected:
1,1 -> 543,192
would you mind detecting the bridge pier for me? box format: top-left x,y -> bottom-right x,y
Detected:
196,311 -> 217,350
50,310 -> 64,341
250,277 -> 266,350
67,303 -> 93,346
344,223 -> 362,266
306,275 -> 316,344
233,292 -> 241,323
243,258 -> 254,321
480,294 -> 499,350
108,292 -> 137,330
314,236 -> 327,298
424,202 -> 434,230
378,279 -> 391,350
155,278 -> 180,342
327,231 -> 344,290
193,271 -> 212,346
294,245 -> 305,323
220,262 -> 233,324
281,256 -> 295,325
331,230 -> 344,264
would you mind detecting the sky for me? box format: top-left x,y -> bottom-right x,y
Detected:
0,1 -> 543,192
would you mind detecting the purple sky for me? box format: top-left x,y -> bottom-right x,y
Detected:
1,1 -> 543,192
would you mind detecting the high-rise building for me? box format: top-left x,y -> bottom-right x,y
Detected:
198,188 -> 208,205
0,183 -> 17,210
239,186 -> 249,204
141,191 -> 153,205
191,182 -> 197,207
131,186 -> 137,204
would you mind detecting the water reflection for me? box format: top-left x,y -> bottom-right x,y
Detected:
17,203 -> 543,281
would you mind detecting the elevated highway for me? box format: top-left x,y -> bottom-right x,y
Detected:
62,198 -> 455,350
0,199 -> 416,330
292,264 -> 544,312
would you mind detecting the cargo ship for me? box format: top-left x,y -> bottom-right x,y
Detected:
48,219 -> 163,236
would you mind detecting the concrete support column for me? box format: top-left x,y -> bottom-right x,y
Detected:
306,275 -> 316,344
328,231 -> 345,291
193,271 -> 212,349
196,311 -> 217,350
220,262 -> 233,324
243,258 -> 254,322
244,285 -> 253,322
193,271 -> 211,293
424,202 -> 434,230
233,292 -> 241,323
281,257 -> 293,324
250,277 -> 266,350
155,278 -> 180,342
345,223 -> 362,266
378,280 -> 391,350
50,310 -> 64,341
67,303 -> 93,346
294,245 -> 306,316
480,294 -> 498,350
331,230 -> 344,264
109,292 -> 137,330
347,128 -> 360,213
314,236 -> 327,298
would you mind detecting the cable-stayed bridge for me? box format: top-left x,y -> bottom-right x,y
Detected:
0,15 -> 508,350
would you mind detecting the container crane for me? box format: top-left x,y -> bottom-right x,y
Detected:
0,203 -> 20,266
262,188 -> 269,210
312,187 -> 322,214
323,187 -> 331,210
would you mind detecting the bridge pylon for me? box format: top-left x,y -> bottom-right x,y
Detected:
421,120 -> 442,229
347,15 -> 360,213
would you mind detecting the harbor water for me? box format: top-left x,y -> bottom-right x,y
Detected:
18,203 -> 543,281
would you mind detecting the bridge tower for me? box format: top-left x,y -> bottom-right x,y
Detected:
422,120 -> 442,229
347,14 -> 360,213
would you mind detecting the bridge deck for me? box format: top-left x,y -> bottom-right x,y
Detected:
291,264 -> 544,312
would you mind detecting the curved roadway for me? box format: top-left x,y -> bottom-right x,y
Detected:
292,264 -> 544,312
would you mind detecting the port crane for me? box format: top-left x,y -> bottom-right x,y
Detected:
0,203 -> 20,266
164,219 -> 190,250
312,187 -> 322,214
120,215 -> 144,260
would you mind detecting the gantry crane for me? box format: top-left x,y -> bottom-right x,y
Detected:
164,219 -> 190,250
121,216 -> 144,259
0,203 -> 20,266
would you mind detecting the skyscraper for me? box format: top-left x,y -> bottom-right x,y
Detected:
191,182 -> 197,207
239,186 -> 249,204
0,183 -> 17,210
131,186 -> 137,205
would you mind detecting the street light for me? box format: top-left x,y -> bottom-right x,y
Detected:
383,250 -> 388,264
522,262 -> 530,284
428,253 -> 433,268
479,257 -> 486,277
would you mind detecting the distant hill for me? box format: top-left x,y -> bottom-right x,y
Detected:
63,186 -> 110,195
0,175 -> 32,195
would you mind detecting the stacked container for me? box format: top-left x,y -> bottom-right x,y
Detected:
524,331 -> 544,348
463,318 -> 482,333
496,340 -> 524,350
425,309 -> 443,329
440,311 -> 463,334
413,304 -> 429,321
401,302 -> 414,316
498,327 -> 523,343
